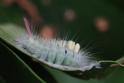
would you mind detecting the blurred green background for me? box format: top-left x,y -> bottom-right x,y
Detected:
0,0 -> 124,83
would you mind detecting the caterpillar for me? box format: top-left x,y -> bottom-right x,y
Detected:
16,17 -> 100,71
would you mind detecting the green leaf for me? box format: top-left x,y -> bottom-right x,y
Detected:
42,67 -> 124,83
0,41 -> 45,83
0,22 -> 118,80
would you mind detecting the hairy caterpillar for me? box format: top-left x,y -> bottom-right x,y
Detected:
16,17 -> 100,71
